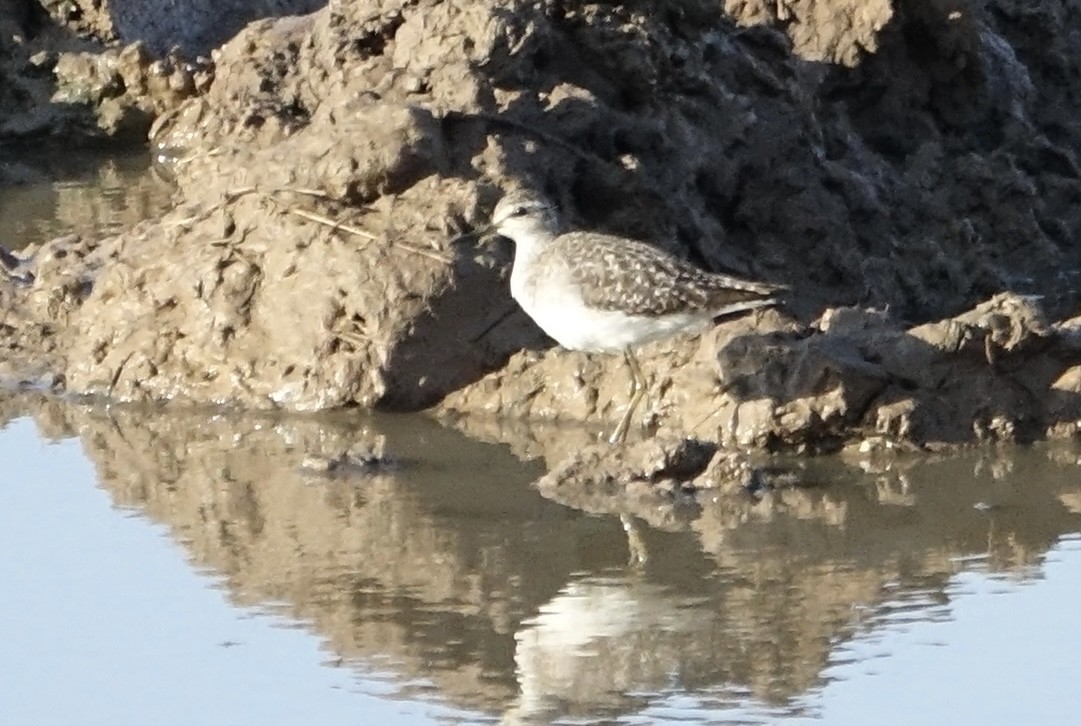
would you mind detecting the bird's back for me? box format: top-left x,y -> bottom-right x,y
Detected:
535,231 -> 781,318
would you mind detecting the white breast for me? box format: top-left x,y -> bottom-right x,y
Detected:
512,262 -> 710,353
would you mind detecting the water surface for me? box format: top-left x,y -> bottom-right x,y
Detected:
0,146 -> 174,249
2,394 -> 1080,725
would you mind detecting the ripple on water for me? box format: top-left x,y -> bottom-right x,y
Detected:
0,146 -> 175,250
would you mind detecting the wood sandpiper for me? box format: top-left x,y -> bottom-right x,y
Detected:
490,189 -> 784,444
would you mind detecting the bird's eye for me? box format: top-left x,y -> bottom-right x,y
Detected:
512,206 -> 528,217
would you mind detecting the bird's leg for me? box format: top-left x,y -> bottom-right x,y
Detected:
621,514 -> 648,566
608,347 -> 646,445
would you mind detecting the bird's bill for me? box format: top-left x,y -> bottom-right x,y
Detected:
474,221 -> 504,245
450,220 -> 499,245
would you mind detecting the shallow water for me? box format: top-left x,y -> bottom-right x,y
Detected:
0,146 -> 174,250
2,394 -> 1081,725
3,151 -> 1081,724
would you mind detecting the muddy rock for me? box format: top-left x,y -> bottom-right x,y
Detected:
51,42 -> 207,139
48,174 -> 538,410
0,5 -> 207,140
36,0 -> 115,44
443,292 -> 1081,450
2,0 -> 1081,454
726,0 -> 894,66
0,233 -> 91,387
37,0 -> 326,55
0,10 -> 59,138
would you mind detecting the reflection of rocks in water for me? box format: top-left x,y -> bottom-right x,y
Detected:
438,411 -> 607,468
533,437 -> 719,529
3,390 -> 1081,719
0,150 -> 176,249
0,391 -> 576,712
298,435 -> 401,477
1049,441 -> 1081,515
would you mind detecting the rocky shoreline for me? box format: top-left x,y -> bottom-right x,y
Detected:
2,0 -> 1080,486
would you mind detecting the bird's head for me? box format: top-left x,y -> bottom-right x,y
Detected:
489,190 -> 561,243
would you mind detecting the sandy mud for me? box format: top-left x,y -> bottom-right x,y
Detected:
2,0 -> 1081,494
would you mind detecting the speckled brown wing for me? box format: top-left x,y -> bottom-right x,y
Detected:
548,232 -> 781,317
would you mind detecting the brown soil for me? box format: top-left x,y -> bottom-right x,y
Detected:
2,0 -> 1081,480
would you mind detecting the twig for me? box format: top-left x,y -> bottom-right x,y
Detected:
288,207 -> 452,264
173,146 -> 226,166
274,187 -> 334,199
289,207 -> 377,239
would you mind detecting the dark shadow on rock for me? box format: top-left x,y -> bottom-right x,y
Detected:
377,241 -> 550,410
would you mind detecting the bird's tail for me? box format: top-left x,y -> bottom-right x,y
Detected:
710,296 -> 780,321
706,273 -> 787,321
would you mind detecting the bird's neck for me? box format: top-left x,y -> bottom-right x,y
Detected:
507,226 -> 557,301
506,219 -> 558,265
